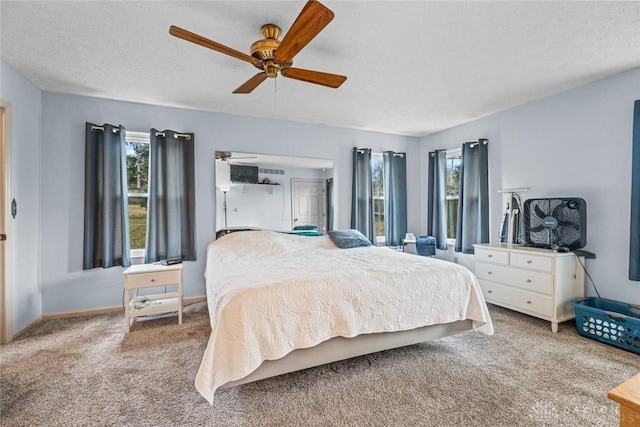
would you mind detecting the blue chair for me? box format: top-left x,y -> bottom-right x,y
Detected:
416,236 -> 436,257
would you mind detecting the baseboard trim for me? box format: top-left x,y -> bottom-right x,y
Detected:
43,295 -> 207,320
13,315 -> 43,339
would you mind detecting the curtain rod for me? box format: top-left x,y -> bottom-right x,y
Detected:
155,131 -> 192,140
90,125 -> 119,133
90,126 -> 191,140
469,138 -> 489,148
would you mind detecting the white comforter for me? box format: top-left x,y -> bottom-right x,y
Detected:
196,231 -> 493,404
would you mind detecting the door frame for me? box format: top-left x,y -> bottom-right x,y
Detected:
290,178 -> 326,232
0,100 -> 12,344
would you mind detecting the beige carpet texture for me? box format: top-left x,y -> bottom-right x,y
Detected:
1,301 -> 638,426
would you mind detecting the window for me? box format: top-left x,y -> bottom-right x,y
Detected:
371,153 -> 385,242
125,131 -> 150,255
446,149 -> 461,241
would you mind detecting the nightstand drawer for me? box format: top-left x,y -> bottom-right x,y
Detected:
125,270 -> 182,288
475,262 -> 553,294
474,248 -> 508,265
510,252 -> 553,272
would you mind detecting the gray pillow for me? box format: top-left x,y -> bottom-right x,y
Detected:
327,229 -> 372,249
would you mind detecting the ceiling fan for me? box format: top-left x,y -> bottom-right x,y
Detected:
169,0 -> 346,94
215,151 -> 258,162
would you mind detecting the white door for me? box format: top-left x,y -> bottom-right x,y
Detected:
0,103 -> 11,344
291,179 -> 325,232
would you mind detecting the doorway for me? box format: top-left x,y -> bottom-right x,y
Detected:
291,179 -> 325,232
0,102 -> 11,344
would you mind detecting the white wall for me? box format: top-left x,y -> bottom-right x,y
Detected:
419,67 -> 640,305
0,61 -> 42,332
39,92 -> 418,314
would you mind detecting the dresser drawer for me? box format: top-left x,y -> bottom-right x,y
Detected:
510,252 -> 553,272
125,270 -> 182,288
474,248 -> 508,265
475,263 -> 553,295
481,281 -> 553,317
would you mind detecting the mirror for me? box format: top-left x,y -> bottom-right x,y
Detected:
215,151 -> 334,233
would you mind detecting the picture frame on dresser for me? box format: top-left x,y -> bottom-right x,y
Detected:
473,243 -> 585,332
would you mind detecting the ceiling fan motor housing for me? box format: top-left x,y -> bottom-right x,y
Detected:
250,24 -> 292,77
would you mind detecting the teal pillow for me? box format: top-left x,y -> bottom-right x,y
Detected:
327,229 -> 372,249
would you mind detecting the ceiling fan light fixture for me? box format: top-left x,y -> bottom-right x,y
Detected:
264,60 -> 279,78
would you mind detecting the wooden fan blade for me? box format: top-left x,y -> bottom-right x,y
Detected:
281,67 -> 346,88
169,25 -> 260,66
233,73 -> 268,94
274,0 -> 334,63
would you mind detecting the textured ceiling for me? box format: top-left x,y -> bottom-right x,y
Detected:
1,1 -> 639,137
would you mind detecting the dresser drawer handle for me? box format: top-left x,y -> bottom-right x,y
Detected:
526,279 -> 532,283
526,300 -> 532,304
487,271 -> 492,275
527,260 -> 532,264
151,278 -> 155,282
488,254 -> 493,258
488,290 -> 493,293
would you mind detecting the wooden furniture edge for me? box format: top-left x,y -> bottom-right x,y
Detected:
608,372 -> 640,413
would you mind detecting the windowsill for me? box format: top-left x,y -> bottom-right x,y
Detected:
446,238 -> 456,247
131,249 -> 146,259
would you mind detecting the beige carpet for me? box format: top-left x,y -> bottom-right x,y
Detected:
1,301 -> 638,427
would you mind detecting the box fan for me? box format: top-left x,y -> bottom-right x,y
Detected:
523,198 -> 587,249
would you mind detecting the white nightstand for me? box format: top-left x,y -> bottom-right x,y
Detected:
123,263 -> 183,333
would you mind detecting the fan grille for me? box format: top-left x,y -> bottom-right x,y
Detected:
524,198 -> 587,249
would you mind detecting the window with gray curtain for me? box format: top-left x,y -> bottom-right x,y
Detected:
83,122 -> 131,269
383,151 -> 407,246
630,100 -> 640,281
428,149 -> 448,250
351,147 -> 375,243
455,139 -> 489,254
145,129 -> 196,263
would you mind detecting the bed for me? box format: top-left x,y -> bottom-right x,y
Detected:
195,230 -> 493,404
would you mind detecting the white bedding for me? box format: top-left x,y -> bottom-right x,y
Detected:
196,230 -> 493,404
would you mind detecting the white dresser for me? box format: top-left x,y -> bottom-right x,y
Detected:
473,243 -> 585,332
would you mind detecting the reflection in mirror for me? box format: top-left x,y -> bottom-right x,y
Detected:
215,151 -> 334,233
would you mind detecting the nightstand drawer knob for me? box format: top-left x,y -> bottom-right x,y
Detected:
527,300 -> 532,304
488,254 -> 493,258
488,290 -> 493,293
526,279 -> 532,283
527,260 -> 532,264
488,271 -> 492,275
151,278 -> 155,282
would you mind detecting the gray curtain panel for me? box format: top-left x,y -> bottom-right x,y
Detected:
630,100 -> 640,281
383,151 -> 407,246
455,139 -> 489,254
145,129 -> 196,263
326,178 -> 334,232
427,149 -> 448,250
83,122 -> 131,269
351,147 -> 376,243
